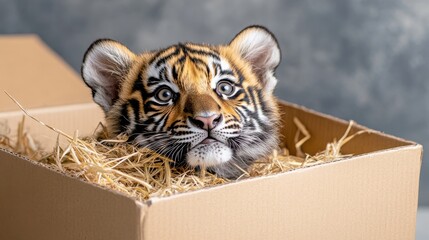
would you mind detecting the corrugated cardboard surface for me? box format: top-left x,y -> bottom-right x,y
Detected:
0,149 -> 142,240
0,35 -> 92,111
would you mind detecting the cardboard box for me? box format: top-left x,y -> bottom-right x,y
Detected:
0,36 -> 423,240
0,35 -> 104,149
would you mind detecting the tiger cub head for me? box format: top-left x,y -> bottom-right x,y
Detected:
81,26 -> 281,178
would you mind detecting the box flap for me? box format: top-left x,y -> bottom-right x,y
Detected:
0,35 -> 104,149
0,35 -> 92,112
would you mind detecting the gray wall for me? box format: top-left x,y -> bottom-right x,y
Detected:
1,0 -> 428,205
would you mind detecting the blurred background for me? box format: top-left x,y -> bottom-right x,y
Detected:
0,0 -> 427,235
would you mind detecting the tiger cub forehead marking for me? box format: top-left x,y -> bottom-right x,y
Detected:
145,43 -> 238,93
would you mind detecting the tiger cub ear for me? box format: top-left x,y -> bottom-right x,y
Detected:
229,26 -> 281,93
81,39 -> 136,113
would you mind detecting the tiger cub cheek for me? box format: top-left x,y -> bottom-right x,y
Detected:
186,143 -> 233,167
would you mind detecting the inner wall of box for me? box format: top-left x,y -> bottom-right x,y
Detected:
277,101 -> 411,156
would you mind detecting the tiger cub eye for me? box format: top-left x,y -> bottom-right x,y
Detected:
156,88 -> 173,102
216,81 -> 235,96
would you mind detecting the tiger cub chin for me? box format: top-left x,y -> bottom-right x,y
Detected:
81,25 -> 281,178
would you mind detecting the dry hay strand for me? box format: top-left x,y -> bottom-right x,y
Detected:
43,129 -> 229,200
301,119 -> 376,166
248,118 -> 375,176
0,116 -> 45,160
1,93 -> 375,200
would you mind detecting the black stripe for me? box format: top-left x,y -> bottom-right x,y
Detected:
170,120 -> 182,126
172,65 -> 178,80
247,87 -> 258,113
132,74 -> 148,101
219,70 -> 234,76
251,87 -> 262,115
256,89 -> 269,116
227,60 -> 245,84
159,67 -> 170,82
189,58 -> 208,73
145,100 -> 169,110
230,88 -> 245,100
157,113 -> 169,131
148,48 -> 170,65
147,111 -> 164,118
184,46 -> 220,60
241,103 -> 271,132
176,55 -> 186,64
128,98 -> 141,122
240,105 -> 263,130
147,76 -> 162,86
213,62 -> 219,76
119,103 -> 131,133
143,101 -> 156,113
205,64 -> 210,78
235,68 -> 245,84
235,107 -> 246,120
154,47 -> 182,67
189,57 -> 207,67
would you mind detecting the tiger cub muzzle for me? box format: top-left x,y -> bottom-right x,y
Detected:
171,93 -> 241,169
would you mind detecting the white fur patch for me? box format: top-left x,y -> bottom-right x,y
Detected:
186,142 -> 232,167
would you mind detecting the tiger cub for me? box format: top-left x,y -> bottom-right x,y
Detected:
81,25 -> 281,178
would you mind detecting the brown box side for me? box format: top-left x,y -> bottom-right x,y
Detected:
0,149 -> 142,240
142,145 -> 422,240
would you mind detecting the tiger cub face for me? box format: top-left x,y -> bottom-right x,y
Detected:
81,26 -> 281,178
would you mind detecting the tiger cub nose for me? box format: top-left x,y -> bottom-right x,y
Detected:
189,114 -> 222,130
